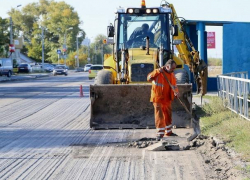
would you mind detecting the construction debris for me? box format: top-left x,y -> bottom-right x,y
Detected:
145,140 -> 180,151
127,138 -> 156,148
127,136 -> 191,151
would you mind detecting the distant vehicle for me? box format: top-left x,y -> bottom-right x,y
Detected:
0,58 -> 13,77
53,65 -> 68,76
18,63 -> 32,73
64,65 -> 69,70
84,64 -> 93,72
51,64 -> 57,68
43,63 -> 54,72
52,64 -> 69,69
88,65 -> 103,80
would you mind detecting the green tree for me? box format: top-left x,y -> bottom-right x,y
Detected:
0,17 -> 10,57
65,34 -> 112,68
89,34 -> 112,64
9,0 -> 85,63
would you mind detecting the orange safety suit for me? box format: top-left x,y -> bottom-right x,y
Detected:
147,69 -> 178,137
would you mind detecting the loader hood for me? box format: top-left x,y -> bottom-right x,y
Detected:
128,48 -> 158,63
126,48 -> 158,83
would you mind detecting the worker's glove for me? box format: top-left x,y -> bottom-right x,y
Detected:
159,67 -> 164,73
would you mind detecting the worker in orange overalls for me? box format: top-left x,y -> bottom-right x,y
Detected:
147,59 -> 180,141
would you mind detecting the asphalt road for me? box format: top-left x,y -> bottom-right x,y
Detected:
0,72 -> 208,180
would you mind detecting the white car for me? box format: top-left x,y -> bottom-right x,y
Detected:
53,65 -> 68,76
84,64 -> 93,72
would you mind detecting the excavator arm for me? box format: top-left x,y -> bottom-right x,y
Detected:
169,3 -> 208,95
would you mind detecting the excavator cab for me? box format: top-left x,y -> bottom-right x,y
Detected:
115,8 -> 173,69
116,12 -> 175,83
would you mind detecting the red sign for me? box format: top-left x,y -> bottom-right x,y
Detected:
207,32 -> 215,49
9,44 -> 15,52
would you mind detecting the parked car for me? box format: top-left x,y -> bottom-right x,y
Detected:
0,58 -> 13,77
18,63 -> 32,73
31,64 -> 42,72
43,63 -> 54,72
88,64 -> 103,80
84,64 -> 93,72
53,65 -> 68,76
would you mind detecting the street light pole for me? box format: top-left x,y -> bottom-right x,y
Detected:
9,17 -> 13,64
88,41 -> 90,63
102,44 -> 104,65
38,14 -> 45,71
41,26 -> 45,72
95,43 -> 96,64
9,5 -> 21,48
63,32 -> 66,65
63,27 -> 73,65
12,5 -> 22,64
88,37 -> 93,63
76,35 -> 79,68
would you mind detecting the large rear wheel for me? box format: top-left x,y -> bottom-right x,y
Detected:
91,70 -> 113,128
174,69 -> 189,84
94,70 -> 113,84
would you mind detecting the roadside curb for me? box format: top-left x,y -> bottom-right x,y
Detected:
0,74 -> 51,83
193,92 -> 218,106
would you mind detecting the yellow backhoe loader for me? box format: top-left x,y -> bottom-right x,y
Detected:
89,0 -> 207,129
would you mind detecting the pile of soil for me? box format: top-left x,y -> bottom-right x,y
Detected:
127,135 -> 250,179
192,135 -> 250,180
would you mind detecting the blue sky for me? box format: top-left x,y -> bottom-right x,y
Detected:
0,0 -> 249,57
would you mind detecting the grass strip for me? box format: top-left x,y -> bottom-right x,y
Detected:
197,96 -> 250,161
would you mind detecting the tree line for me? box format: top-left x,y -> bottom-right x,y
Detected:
0,0 -> 112,67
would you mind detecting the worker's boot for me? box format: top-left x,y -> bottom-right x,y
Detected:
166,131 -> 178,137
156,135 -> 163,141
168,132 -> 178,136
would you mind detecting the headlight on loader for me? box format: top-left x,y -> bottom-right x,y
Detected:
153,9 -> 158,13
128,9 -> 133,13
146,9 -> 151,13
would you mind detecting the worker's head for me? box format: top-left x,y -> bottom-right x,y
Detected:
141,23 -> 149,34
164,59 -> 177,73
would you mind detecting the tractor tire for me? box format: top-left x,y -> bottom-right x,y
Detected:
94,70 -> 113,84
174,69 -> 189,84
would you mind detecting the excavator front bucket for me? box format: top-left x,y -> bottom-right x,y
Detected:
89,84 -> 192,129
